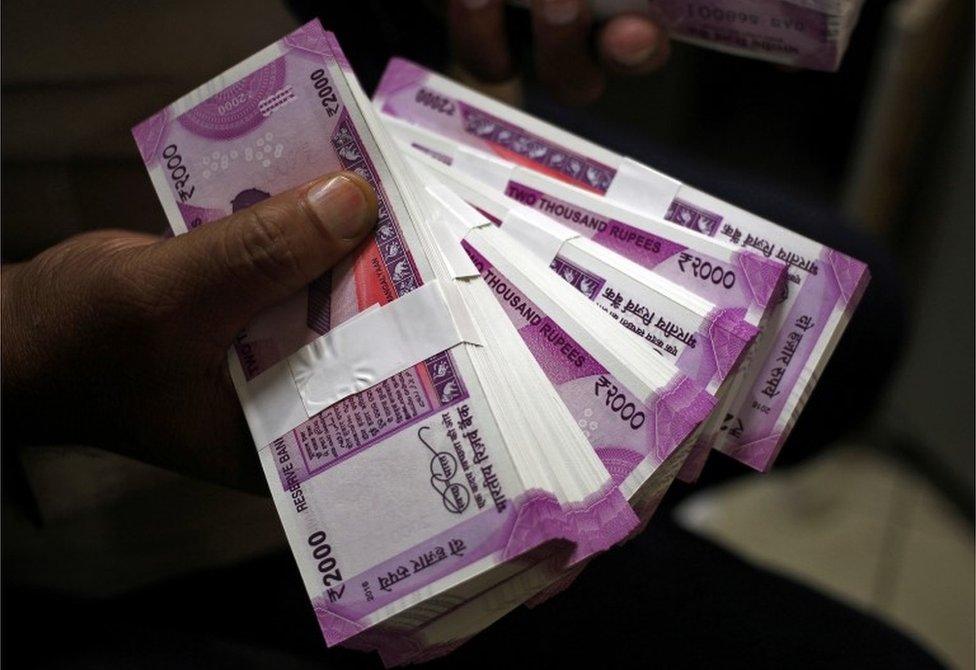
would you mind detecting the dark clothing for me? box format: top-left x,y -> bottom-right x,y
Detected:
4,516 -> 941,669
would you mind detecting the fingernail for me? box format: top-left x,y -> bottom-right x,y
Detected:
602,16 -> 663,67
306,174 -> 373,241
542,0 -> 580,25
614,43 -> 656,67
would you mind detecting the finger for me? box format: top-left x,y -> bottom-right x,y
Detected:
448,0 -> 513,82
597,14 -> 670,75
531,0 -> 605,105
144,171 -> 377,333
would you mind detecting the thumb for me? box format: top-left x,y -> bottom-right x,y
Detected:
150,171 -> 377,333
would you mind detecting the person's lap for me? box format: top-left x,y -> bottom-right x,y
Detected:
3,516 -> 940,668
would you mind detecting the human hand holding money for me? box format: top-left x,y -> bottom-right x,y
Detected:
134,23 -> 643,654
121,19 -> 867,663
0,171 -> 377,491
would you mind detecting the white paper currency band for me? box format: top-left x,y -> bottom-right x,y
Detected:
453,146 -> 513,192
501,207 -> 579,264
384,115 -> 458,161
417,157 -> 577,273
386,115 -> 516,193
604,158 -> 682,214
423,181 -> 493,279
427,201 -> 482,280
288,279 -> 481,417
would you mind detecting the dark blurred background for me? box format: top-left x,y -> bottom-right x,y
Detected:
2,1 -> 973,667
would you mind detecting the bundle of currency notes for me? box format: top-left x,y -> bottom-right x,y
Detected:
512,0 -> 868,71
133,20 -> 869,665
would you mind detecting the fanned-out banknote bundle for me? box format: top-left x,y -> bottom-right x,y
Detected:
133,21 -> 869,666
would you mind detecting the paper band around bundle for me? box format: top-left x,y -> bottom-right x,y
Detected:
604,158 -> 681,214
423,181 -> 492,279
452,146 -> 513,192
418,180 -> 492,279
500,207 -> 579,265
288,279 -> 481,417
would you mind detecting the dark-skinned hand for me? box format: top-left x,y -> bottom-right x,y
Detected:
2,172 -> 378,493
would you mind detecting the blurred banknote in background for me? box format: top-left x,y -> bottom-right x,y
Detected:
511,0 -> 867,70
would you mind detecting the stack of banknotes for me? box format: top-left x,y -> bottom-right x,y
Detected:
133,21 -> 869,665
512,0 -> 868,70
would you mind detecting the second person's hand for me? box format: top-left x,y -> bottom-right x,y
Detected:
448,0 -> 670,105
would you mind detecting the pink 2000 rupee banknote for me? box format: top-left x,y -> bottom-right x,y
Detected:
417,156 -> 759,397
381,93 -> 787,331
424,183 -> 714,506
133,30 -> 432,381
464,240 -> 713,502
392,132 -> 784,481
133,21 -> 635,651
374,59 -> 869,471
